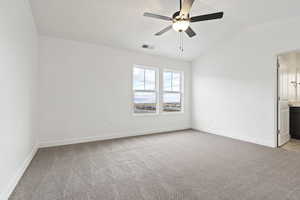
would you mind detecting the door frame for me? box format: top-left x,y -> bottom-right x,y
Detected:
276,55 -> 279,147
276,49 -> 300,147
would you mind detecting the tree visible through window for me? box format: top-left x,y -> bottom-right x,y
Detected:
133,67 -> 157,113
163,71 -> 183,112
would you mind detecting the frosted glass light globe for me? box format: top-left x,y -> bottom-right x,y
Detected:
172,20 -> 190,32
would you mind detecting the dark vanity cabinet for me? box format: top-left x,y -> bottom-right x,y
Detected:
290,106 -> 300,139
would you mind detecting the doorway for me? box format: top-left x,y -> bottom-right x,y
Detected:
277,51 -> 300,151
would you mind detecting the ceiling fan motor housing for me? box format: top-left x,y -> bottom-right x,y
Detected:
172,11 -> 189,20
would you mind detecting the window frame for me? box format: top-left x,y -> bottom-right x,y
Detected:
162,69 -> 184,114
132,65 -> 159,116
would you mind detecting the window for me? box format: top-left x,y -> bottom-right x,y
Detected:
133,66 -> 158,114
132,66 -> 184,115
163,71 -> 183,112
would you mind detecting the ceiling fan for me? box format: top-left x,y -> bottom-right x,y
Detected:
143,0 -> 224,38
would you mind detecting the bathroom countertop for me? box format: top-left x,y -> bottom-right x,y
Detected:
289,103 -> 300,107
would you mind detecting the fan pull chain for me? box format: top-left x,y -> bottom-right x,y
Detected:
179,31 -> 184,54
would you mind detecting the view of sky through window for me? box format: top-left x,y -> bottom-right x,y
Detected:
163,93 -> 180,103
163,71 -> 180,92
134,92 -> 156,104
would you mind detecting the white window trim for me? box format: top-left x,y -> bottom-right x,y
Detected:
161,69 -> 184,114
132,65 -> 159,116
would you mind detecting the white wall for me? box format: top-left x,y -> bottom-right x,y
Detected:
0,0 -> 38,199
38,36 -> 191,147
192,18 -> 300,147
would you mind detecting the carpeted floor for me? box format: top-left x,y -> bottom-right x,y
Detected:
9,130 -> 300,200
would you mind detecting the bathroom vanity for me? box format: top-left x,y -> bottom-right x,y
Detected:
290,105 -> 300,139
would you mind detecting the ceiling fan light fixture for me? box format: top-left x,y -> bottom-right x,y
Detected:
172,19 -> 190,32
143,0 -> 224,38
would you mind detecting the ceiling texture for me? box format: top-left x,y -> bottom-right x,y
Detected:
30,0 -> 300,61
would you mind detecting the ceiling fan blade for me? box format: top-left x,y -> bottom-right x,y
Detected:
185,27 -> 196,38
179,0 -> 195,18
155,25 -> 172,36
143,12 -> 172,21
190,12 -> 224,22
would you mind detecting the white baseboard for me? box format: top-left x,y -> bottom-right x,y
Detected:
39,127 -> 191,148
0,143 -> 39,200
192,128 -> 276,148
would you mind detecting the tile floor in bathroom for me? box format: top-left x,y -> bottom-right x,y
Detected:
282,139 -> 300,152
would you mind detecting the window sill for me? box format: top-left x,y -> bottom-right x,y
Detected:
132,111 -> 184,116
161,111 -> 184,115
132,113 -> 159,117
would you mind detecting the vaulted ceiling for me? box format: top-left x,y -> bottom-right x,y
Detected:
30,0 -> 300,61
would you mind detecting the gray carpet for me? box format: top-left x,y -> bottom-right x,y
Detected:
9,130 -> 300,200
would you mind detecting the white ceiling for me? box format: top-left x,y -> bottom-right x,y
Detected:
30,0 -> 300,61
